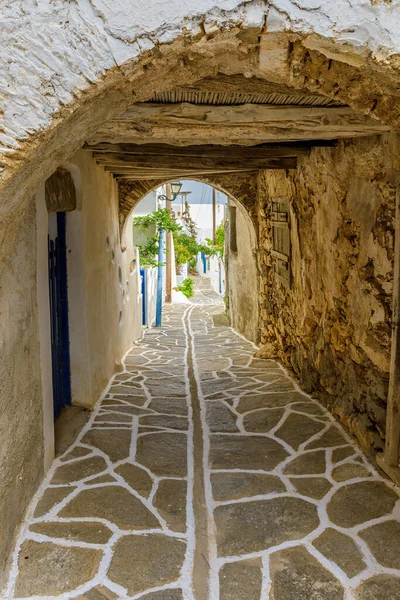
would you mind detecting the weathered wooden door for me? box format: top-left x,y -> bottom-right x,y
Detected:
48,212 -> 71,420
271,199 -> 291,287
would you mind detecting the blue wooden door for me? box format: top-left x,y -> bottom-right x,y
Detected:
48,213 -> 71,420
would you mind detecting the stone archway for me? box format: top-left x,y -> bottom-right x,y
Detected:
118,172 -> 259,240
1,6 -> 400,267
121,176 -> 261,342
2,3 -> 400,587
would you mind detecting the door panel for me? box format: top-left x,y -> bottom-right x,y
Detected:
48,212 -> 71,420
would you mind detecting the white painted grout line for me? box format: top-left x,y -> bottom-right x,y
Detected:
181,304 -> 196,600
229,326 -> 259,350
7,298 -> 400,599
6,304 -> 196,600
192,302 -> 400,598
188,305 -> 220,600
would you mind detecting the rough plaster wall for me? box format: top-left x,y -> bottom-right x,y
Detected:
36,185 -> 56,472
0,1 -> 260,155
1,0 -> 399,157
68,150 -> 142,407
0,203 -> 44,590
66,209 -> 92,408
228,201 -> 260,344
0,152 -> 142,590
259,133 -> 400,453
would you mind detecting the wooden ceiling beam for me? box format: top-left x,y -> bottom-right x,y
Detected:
106,169 -> 258,178
86,142 -> 320,158
114,171 -> 255,180
86,102 -> 389,146
113,103 -> 370,124
115,174 -> 255,181
105,168 -> 257,176
93,151 -> 299,171
102,159 -> 298,180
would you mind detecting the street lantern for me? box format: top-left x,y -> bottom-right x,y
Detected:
170,181 -> 182,200
157,181 -> 183,205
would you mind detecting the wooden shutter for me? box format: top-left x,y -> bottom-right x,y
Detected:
229,206 -> 238,253
271,199 -> 291,287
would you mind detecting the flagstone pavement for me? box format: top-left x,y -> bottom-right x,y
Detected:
6,281 -> 400,599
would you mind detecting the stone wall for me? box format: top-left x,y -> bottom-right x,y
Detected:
258,134 -> 400,453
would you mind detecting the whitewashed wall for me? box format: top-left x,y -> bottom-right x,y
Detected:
1,0 -> 400,158
226,199 -> 259,343
36,150 -> 143,482
144,267 -> 158,328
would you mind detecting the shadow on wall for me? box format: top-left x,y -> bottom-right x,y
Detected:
226,198 -> 260,344
258,135 -> 400,456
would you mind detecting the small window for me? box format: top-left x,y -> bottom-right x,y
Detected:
271,198 -> 291,288
229,206 -> 238,253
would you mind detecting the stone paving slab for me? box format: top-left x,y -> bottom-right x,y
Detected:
189,295 -> 400,600
6,282 -> 400,599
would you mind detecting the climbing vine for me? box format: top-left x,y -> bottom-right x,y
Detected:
177,277 -> 195,298
201,221 -> 225,259
132,208 -> 181,233
133,207 -> 225,270
182,201 -> 197,239
133,208 -> 182,268
174,202 -> 202,273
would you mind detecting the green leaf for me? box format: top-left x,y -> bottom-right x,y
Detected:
177,277 -> 195,298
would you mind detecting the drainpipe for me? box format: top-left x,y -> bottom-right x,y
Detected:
155,229 -> 165,327
377,187 -> 400,485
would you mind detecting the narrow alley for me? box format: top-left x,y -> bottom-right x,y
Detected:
7,281 -> 400,600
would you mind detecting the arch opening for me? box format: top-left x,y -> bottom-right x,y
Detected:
127,178 -> 260,341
